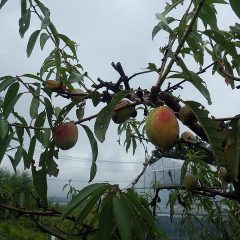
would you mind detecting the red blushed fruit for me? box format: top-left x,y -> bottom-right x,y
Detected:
53,122 -> 78,150
145,106 -> 179,150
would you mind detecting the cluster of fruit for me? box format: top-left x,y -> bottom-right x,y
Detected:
45,82 -> 215,189
51,94 -> 196,151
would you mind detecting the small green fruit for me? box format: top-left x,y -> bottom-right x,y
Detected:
181,131 -> 196,142
53,122 -> 78,150
218,167 -> 228,182
183,174 -> 198,189
112,100 -> 134,124
179,105 -> 197,125
145,106 -> 179,150
71,89 -> 85,102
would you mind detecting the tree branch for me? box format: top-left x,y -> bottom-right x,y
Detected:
156,0 -> 206,89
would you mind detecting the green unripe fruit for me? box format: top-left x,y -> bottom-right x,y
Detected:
112,100 -> 134,124
181,131 -> 196,142
53,122 -> 78,150
71,89 -> 85,102
183,174 -> 198,189
179,105 -> 197,125
145,106 -> 179,150
218,167 -> 228,182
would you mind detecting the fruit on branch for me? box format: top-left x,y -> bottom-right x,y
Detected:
71,88 -> 85,102
179,105 -> 197,125
182,174 -> 198,189
218,167 -> 229,192
218,167 -> 229,182
53,122 -> 78,150
181,131 -> 196,142
112,99 -> 135,124
145,106 -> 179,150
44,80 -> 66,92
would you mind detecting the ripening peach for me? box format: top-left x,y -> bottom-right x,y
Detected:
179,105 -> 197,125
145,106 -> 179,150
112,99 -> 134,124
53,122 -> 78,150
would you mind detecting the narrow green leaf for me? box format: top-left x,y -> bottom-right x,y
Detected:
125,190 -> 155,227
0,77 -> 16,92
0,132 -> 13,164
0,119 -> 9,138
121,194 -> 145,240
0,75 -> 15,81
22,74 -> 43,82
68,71 -> 85,83
199,3 -> 218,30
55,101 -> 76,126
13,112 -> 31,137
30,84 -> 41,119
95,195 -> 114,240
34,111 -> 46,142
19,8 -> 31,38
171,57 -> 212,104
14,145 -> 24,168
62,183 -> 109,219
15,126 -> 24,144
49,22 -> 60,46
54,49 -> 61,79
229,0 -> 240,19
40,32 -> 49,50
25,135 -> 36,169
180,159 -> 191,185
204,30 -> 240,63
76,105 -> 84,120
0,0 -> 8,9
185,101 -> 225,165
58,34 -> 77,58
81,125 -> 98,182
20,0 -> 26,16
3,82 -> 21,118
224,120 -> 240,181
32,165 -> 48,206
44,97 -> 53,127
91,91 -> 101,107
27,30 -> 41,57
164,0 -> 183,14
94,90 -> 130,142
34,0 -> 50,16
113,196 -> 132,240
41,128 -> 51,148
8,155 -> 17,173
40,60 -> 56,77
152,15 -> 175,39
73,185 -> 108,229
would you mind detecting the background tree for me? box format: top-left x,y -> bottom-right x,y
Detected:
0,0 -> 240,239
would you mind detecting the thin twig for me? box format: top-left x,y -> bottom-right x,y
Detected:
156,0 -> 206,89
128,70 -> 154,81
156,185 -> 240,202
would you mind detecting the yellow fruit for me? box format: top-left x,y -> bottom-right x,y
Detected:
181,131 -> 196,142
112,99 -> 134,124
179,105 -> 197,125
53,122 -> 78,150
218,167 -> 228,182
71,89 -> 85,102
45,80 -> 66,92
183,174 -> 198,189
145,106 -> 179,150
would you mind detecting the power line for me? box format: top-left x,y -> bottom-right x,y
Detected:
47,178 -> 131,183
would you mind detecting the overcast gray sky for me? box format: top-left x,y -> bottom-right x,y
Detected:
0,1 -> 239,197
